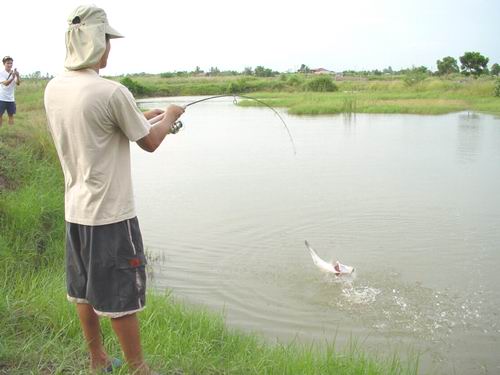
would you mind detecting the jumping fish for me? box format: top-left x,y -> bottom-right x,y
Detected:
305,240 -> 354,275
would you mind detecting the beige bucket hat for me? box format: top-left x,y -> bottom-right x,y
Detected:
64,5 -> 124,70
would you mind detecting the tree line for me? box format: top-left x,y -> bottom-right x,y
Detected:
156,51 -> 498,79
437,52 -> 498,77
303,52 -> 498,78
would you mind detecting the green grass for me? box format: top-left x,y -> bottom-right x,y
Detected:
0,80 -> 420,374
236,77 -> 500,115
119,73 -> 500,116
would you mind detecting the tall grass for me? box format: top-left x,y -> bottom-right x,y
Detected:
0,80 -> 419,374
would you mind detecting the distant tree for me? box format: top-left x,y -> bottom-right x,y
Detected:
297,64 -> 310,74
243,67 -> 253,75
343,70 -> 358,76
193,66 -> 203,74
459,52 -> 489,77
491,63 -> 500,76
413,65 -> 429,74
32,71 -> 42,79
209,66 -> 220,76
254,65 -> 273,77
436,56 -> 459,75
383,66 -> 393,74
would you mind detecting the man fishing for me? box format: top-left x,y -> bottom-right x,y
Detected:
44,5 -> 184,374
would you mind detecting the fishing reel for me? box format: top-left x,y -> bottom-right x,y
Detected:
171,120 -> 183,134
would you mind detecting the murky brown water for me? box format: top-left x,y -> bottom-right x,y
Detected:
135,97 -> 500,374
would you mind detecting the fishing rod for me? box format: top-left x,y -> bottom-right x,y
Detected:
151,94 -> 296,155
5,68 -> 19,81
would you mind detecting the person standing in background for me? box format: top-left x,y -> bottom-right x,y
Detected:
0,56 -> 21,126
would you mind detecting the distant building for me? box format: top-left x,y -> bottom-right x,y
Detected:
311,68 -> 332,75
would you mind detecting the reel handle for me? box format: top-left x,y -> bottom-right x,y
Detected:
171,120 -> 183,134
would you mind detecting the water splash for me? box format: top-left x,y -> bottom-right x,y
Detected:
341,286 -> 381,304
313,272 -> 490,343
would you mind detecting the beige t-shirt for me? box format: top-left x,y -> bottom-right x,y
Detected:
44,69 -> 150,225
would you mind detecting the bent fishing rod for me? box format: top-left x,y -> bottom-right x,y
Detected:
149,94 -> 296,155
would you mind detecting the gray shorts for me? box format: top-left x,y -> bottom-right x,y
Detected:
65,217 -> 147,318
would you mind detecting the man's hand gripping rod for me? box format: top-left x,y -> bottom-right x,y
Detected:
148,105 -> 185,134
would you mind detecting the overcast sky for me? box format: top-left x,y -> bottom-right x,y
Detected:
2,0 -> 499,76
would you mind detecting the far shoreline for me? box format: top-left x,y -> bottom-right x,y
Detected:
121,73 -> 500,116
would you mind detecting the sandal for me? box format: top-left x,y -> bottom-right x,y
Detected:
102,358 -> 123,373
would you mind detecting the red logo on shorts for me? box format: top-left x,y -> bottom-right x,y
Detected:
128,258 -> 141,267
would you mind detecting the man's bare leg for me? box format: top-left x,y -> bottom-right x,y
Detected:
0,115 -> 3,127
111,313 -> 152,374
76,303 -> 110,371
8,114 -> 14,125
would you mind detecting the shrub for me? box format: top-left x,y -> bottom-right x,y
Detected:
226,79 -> 252,94
403,69 -> 428,87
270,81 -> 286,91
494,80 -> 500,97
304,75 -> 338,92
120,77 -> 150,96
227,82 -> 239,94
287,74 -> 304,86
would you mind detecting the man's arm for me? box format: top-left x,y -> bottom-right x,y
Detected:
137,105 -> 184,153
143,108 -> 163,120
0,73 -> 15,86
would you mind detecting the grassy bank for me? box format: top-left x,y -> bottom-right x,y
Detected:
0,80 -> 419,374
118,73 -> 500,116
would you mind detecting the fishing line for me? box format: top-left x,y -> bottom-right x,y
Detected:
180,94 -> 297,155
187,94 -> 295,154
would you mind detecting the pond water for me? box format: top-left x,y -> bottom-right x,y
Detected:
135,97 -> 500,374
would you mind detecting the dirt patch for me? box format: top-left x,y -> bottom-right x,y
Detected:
0,142 -> 18,191
0,363 -> 14,375
0,174 -> 8,190
1,130 -> 31,149
0,364 -> 59,375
